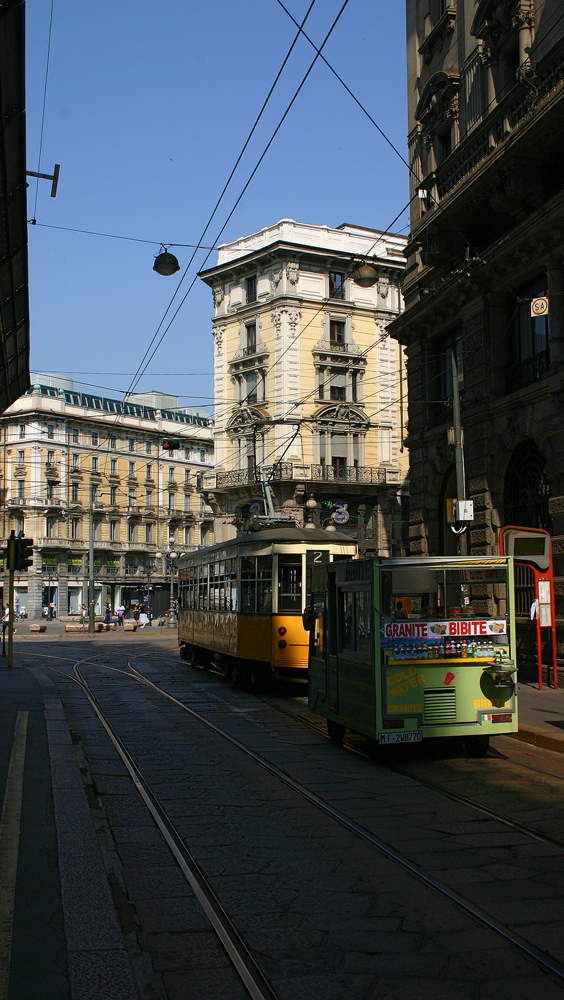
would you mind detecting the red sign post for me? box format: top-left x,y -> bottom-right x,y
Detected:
500,526 -> 557,689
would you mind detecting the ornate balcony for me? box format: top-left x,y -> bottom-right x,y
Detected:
204,463 -> 399,489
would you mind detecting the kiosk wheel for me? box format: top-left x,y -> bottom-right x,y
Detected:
327,719 -> 345,746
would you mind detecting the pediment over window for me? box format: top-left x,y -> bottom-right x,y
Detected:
226,406 -> 268,433
415,71 -> 460,133
471,0 -> 531,44
312,403 -> 369,429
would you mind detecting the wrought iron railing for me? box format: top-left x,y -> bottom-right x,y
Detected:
207,463 -> 397,489
505,350 -> 550,393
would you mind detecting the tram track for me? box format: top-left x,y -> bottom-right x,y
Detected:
42,653 -> 564,989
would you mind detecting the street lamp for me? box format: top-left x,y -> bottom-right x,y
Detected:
168,551 -> 178,610
153,247 -> 180,276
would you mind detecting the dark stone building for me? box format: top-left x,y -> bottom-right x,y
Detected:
389,1 -> 564,626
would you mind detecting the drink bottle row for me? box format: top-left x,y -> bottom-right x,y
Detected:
391,640 -> 498,660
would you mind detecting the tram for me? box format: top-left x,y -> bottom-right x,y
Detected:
305,555 -> 518,756
177,526 -> 357,687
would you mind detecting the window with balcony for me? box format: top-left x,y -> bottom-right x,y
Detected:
329,373 -> 346,401
110,459 -> 117,475
46,482 -> 54,501
72,428 -> 79,443
19,424 -> 25,439
200,449 -> 206,463
184,494 -> 191,512
146,440 -> 151,454
47,424 -> 54,439
330,320 -> 345,346
507,280 -> 550,392
71,517 -> 80,540
92,456 -> 98,473
246,276 -> 257,303
184,447 -> 190,460
184,469 -> 190,483
71,483 -> 79,503
17,480 -> 24,499
17,450 -> 24,467
129,461 -> 135,477
244,371 -> 258,404
110,435 -> 116,449
91,431 -> 98,446
128,438 -> 135,452
184,526 -> 191,544
128,488 -> 136,509
14,516 -> 24,535
46,516 -> 56,538
169,526 -> 176,543
128,522 -> 136,542
72,454 -> 80,471
145,490 -> 153,507
246,322 -> 256,354
329,272 -> 345,300
109,520 -> 117,542
47,450 -> 55,465
90,485 -> 99,504
110,485 -> 117,505
145,523 -> 152,543
93,519 -> 101,540
168,493 -> 175,512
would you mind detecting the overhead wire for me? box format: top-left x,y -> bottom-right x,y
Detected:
124,0 -> 353,400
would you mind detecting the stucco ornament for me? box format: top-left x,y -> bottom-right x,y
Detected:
288,308 -> 301,336
287,261 -> 299,285
271,268 -> 282,292
213,284 -> 224,307
377,276 -> 389,299
213,325 -> 225,353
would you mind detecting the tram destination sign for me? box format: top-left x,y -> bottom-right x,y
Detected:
382,619 -> 507,644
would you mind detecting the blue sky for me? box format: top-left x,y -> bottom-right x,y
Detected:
26,1 -> 409,413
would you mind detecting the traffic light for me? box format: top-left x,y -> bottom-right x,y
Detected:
15,535 -> 33,571
162,439 -> 181,452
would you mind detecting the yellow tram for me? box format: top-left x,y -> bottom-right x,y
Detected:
177,527 -> 357,687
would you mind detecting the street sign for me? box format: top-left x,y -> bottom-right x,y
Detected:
531,296 -> 549,317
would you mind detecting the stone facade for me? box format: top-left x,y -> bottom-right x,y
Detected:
388,0 -> 564,677
199,219 -> 409,548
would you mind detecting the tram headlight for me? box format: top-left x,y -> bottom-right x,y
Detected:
278,626 -> 287,635
278,639 -> 287,648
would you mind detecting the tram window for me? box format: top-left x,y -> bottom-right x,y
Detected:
240,555 -> 272,613
278,555 -> 302,611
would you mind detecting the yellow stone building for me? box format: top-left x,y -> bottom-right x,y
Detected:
0,377 -> 214,618
200,219 -> 408,548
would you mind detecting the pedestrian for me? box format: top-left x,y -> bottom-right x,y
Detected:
117,603 -> 125,627
139,606 -> 149,628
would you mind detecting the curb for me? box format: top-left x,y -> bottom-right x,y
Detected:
510,726 -> 564,756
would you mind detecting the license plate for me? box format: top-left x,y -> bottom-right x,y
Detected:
378,731 -> 422,745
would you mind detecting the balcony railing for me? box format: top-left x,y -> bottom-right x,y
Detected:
505,350 -> 550,394
204,463 -> 399,489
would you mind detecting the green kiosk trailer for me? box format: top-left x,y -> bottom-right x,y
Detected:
306,555 -> 518,756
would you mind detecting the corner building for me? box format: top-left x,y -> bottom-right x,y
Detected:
0,378 -> 214,618
199,219 -> 408,547
388,2 -> 564,605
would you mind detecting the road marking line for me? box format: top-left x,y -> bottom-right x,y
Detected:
0,711 -> 29,1000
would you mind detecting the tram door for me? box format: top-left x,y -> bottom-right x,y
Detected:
307,565 -> 337,716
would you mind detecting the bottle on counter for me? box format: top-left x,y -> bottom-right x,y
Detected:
461,639 -> 468,658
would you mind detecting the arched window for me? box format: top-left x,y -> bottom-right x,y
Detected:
504,441 -> 552,532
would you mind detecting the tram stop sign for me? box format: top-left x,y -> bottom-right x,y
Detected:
500,527 -> 551,572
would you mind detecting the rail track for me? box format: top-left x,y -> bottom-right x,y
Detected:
34,651 -> 564,993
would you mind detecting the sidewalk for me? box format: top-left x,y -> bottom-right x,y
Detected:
0,657 -> 139,999
513,680 -> 564,754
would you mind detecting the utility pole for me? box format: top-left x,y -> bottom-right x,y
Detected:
451,349 -> 468,557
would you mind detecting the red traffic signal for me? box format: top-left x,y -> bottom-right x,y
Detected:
162,439 -> 181,452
